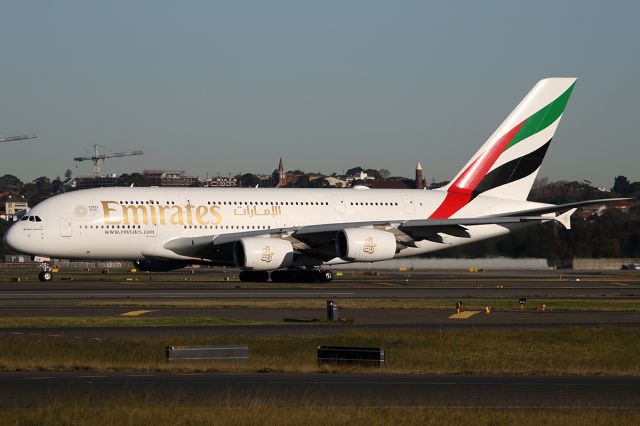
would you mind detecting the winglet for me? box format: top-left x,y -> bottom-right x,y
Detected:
555,208 -> 577,230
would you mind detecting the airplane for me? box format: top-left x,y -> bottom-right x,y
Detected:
4,78 -> 627,282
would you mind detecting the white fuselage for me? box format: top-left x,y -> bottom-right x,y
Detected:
4,186 -> 547,264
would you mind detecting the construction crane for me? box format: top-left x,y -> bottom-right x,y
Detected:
0,134 -> 37,143
73,144 -> 144,176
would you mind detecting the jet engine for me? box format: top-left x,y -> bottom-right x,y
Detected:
233,237 -> 294,271
336,228 -> 397,262
133,259 -> 189,272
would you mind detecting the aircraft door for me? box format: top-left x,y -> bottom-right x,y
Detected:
60,217 -> 72,237
402,193 -> 415,214
333,195 -> 346,214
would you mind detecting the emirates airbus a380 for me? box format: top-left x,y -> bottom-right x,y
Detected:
4,78 -> 624,282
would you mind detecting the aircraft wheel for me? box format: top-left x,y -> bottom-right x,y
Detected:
270,270 -> 289,283
319,270 -> 334,282
255,271 -> 269,282
38,271 -> 53,282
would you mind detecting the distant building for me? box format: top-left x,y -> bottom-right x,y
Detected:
369,179 -> 409,189
143,170 -> 198,187
325,176 -> 348,188
203,176 -> 238,187
345,171 -> 376,184
577,199 -> 638,220
3,198 -> 28,221
69,175 -> 118,190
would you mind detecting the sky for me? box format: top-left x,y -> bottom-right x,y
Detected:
0,0 -> 638,188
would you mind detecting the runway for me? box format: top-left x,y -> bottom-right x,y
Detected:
1,270 -> 639,411
2,371 -> 639,408
1,270 -> 639,331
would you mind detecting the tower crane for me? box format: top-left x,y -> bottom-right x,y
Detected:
73,144 -> 144,176
0,134 -> 37,143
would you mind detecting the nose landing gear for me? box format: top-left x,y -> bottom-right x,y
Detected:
35,256 -> 54,282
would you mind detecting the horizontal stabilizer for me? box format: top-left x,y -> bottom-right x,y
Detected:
555,208 -> 576,230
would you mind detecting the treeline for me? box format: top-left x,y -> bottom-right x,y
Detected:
435,178 -> 640,261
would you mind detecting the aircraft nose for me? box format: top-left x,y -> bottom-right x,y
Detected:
3,224 -> 24,253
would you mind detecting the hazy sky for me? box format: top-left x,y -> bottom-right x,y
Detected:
1,1 -> 638,188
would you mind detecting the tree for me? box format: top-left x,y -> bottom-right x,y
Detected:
51,177 -> 63,194
379,168 -> 391,179
613,175 -> 631,197
239,173 -> 260,188
0,174 -> 23,192
0,218 -> 14,256
64,169 -> 73,180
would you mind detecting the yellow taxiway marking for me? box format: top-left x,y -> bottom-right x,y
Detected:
449,311 -> 481,319
610,282 -> 629,286
120,309 -> 158,317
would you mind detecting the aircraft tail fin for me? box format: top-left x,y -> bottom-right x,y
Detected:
430,78 -> 577,219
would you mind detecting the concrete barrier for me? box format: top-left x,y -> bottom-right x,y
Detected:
166,345 -> 248,363
317,346 -> 384,367
332,258 -> 550,270
572,258 -> 640,270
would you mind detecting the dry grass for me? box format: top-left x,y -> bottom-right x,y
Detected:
1,327 -> 639,375
1,396 -> 639,426
79,298 -> 640,311
0,316 -> 282,328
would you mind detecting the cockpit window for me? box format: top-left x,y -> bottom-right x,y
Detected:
20,215 -> 41,222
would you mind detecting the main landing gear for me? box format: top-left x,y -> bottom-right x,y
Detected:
239,268 -> 334,283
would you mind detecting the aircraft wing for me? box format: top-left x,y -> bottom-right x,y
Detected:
147,197 -> 631,263
148,216 -> 551,263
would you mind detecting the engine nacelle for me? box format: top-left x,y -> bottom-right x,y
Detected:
133,259 -> 189,272
336,228 -> 397,262
233,237 -> 294,271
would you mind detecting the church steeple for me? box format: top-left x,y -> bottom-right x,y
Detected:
415,162 -> 425,189
276,157 -> 286,187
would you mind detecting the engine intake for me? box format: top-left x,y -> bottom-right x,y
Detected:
233,237 -> 294,271
336,228 -> 397,262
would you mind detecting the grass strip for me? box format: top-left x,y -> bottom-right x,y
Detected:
80,298 -> 640,311
0,316 -> 284,328
2,401 -> 639,426
1,327 -> 639,375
